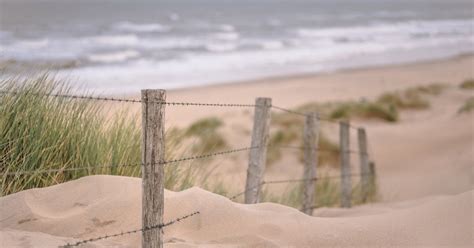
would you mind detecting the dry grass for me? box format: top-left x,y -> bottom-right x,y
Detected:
459,79 -> 474,90
0,75 -> 226,195
261,173 -> 378,209
184,117 -> 227,153
458,97 -> 474,114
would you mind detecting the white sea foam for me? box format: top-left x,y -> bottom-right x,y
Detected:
213,32 -> 240,41
87,50 -> 140,63
206,43 -> 237,52
168,13 -> 180,21
219,24 -> 235,32
17,39 -> 50,49
297,19 -> 473,40
261,41 -> 284,50
114,22 -> 171,33
87,35 -> 140,46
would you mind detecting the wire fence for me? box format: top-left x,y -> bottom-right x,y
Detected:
60,211 -> 200,248
0,144 -> 366,177
1,89 -> 375,247
0,90 -> 362,128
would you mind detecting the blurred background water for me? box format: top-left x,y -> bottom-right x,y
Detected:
0,0 -> 473,92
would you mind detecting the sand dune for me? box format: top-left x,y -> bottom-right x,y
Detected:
1,56 -> 473,247
1,175 -> 472,247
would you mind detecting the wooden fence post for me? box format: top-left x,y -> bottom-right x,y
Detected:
369,161 -> 376,195
245,97 -> 272,204
358,128 -> 370,203
339,121 -> 351,208
141,89 -> 166,248
302,113 -> 319,215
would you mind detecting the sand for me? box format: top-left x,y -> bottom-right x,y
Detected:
1,55 -> 474,247
1,176 -> 472,247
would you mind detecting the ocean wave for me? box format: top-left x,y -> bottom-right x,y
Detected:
206,43 -> 237,52
87,34 -> 140,46
297,19 -> 473,40
168,13 -> 180,21
213,32 -> 240,41
261,41 -> 284,50
87,50 -> 140,63
16,38 -> 50,49
114,22 -> 171,33
219,24 -> 235,32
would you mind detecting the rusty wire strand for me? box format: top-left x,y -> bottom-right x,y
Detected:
0,163 -> 141,176
161,146 -> 260,165
270,145 -> 365,155
60,211 -> 200,247
1,146 -> 259,176
271,105 -> 309,117
1,91 -> 367,129
0,91 -> 257,107
229,172 -> 370,201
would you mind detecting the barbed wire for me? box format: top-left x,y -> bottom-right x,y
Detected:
0,91 -> 257,108
60,211 -> 200,248
1,146 -> 260,176
270,145 -> 366,155
1,143 -> 370,177
271,105 -> 309,117
1,90 -> 367,130
0,91 -> 142,103
165,101 -> 257,108
0,163 -> 140,177
228,183 -> 264,200
161,146 -> 260,165
229,172 -> 368,201
270,105 -> 363,130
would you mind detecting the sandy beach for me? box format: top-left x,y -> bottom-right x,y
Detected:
1,55 -> 473,247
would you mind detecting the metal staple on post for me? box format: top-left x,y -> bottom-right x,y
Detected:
141,89 -> 166,248
339,121 -> 351,208
245,97 -> 272,204
358,128 -> 370,203
302,113 -> 319,215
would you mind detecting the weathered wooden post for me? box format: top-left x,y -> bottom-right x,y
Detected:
339,121 -> 351,208
369,161 -> 377,197
302,113 -> 319,215
245,97 -> 272,204
141,89 -> 166,248
358,128 -> 370,203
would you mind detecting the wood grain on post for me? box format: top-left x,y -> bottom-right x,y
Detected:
357,128 -> 370,203
339,121 -> 351,208
302,113 -> 319,215
141,89 -> 166,248
245,97 -> 272,204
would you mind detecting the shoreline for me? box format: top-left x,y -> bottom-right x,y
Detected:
166,52 -> 474,94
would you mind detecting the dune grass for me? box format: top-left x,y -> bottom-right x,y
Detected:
1,75 -> 378,211
261,174 -> 378,209
295,83 -> 446,124
184,117 -> 227,153
458,97 -> 474,114
0,75 -> 219,195
459,79 -> 474,90
268,112 -> 340,167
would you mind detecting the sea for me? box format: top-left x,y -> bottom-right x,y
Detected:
1,0 -> 473,93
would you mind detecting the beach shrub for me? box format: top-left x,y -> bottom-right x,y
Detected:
260,172 -> 378,211
184,117 -> 227,153
459,79 -> 474,90
267,112 -> 340,167
377,92 -> 429,110
329,101 -> 399,122
458,97 -> 474,114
